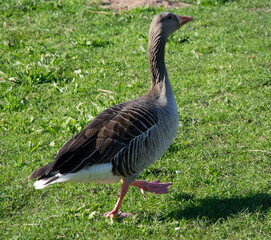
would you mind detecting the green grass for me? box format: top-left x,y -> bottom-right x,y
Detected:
1,0 -> 271,239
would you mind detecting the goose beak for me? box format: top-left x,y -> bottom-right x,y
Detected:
177,16 -> 193,27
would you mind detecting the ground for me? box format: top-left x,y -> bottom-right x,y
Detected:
101,0 -> 191,11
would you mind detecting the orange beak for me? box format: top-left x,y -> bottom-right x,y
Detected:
177,16 -> 193,27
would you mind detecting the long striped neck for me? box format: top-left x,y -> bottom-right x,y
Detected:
148,30 -> 167,87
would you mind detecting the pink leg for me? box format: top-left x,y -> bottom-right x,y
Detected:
104,179 -> 130,218
130,180 -> 172,195
104,179 -> 172,218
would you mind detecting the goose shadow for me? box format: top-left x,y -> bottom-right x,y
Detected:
166,192 -> 271,222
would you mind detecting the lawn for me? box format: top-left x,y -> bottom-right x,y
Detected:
1,0 -> 271,239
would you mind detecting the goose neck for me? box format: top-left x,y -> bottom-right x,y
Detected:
148,31 -> 167,87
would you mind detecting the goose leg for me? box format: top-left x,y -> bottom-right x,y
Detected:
104,179 -> 130,218
130,180 -> 172,195
104,179 -> 172,218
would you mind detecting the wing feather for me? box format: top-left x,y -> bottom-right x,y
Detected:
39,101 -> 158,179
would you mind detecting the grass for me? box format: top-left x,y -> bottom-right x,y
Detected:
1,0 -> 271,239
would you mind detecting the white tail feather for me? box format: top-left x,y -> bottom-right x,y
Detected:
34,179 -> 52,189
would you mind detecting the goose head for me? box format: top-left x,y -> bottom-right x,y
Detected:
150,12 -> 193,39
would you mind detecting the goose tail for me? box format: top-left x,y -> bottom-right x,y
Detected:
29,163 -> 61,189
34,176 -> 60,189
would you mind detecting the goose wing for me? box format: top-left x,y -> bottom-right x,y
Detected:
31,100 -> 158,179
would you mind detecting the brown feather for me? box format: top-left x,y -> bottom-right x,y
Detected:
28,163 -> 51,180
29,100 -> 159,180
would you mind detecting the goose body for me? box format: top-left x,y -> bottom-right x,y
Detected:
33,95 -> 178,188
29,12 -> 193,218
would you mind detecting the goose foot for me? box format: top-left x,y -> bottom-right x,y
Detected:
131,180 -> 172,195
103,211 -> 134,219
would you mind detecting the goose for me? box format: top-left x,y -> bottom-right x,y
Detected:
29,12 -> 193,218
